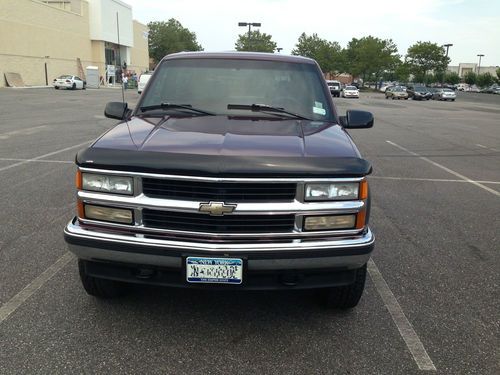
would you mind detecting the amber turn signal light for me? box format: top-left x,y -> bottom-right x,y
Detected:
359,179 -> 368,200
75,170 -> 82,189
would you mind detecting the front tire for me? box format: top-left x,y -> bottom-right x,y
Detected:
72,83 -> 76,90
78,260 -> 128,299
319,264 -> 367,309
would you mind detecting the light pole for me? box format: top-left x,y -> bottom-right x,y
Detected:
441,44 -> 452,84
276,47 -> 283,53
238,22 -> 261,50
44,55 -> 50,86
477,54 -> 484,75
443,43 -> 453,58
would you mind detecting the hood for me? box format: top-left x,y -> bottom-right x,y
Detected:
92,115 -> 358,157
77,115 -> 371,177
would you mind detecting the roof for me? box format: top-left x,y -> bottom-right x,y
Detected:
161,51 -> 317,64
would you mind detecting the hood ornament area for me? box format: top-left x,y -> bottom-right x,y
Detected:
199,201 -> 237,216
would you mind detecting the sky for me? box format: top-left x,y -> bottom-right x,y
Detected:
125,0 -> 499,67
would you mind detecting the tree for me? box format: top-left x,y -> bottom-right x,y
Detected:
444,72 -> 460,85
464,71 -> 477,86
423,73 -> 439,85
235,30 -> 277,52
434,70 -> 445,83
394,62 -> 411,82
344,36 -> 400,85
496,68 -> 500,82
406,42 -> 449,80
291,33 -> 343,73
476,72 -> 494,88
148,19 -> 203,63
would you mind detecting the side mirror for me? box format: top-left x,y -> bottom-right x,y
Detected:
104,102 -> 130,120
340,110 -> 374,129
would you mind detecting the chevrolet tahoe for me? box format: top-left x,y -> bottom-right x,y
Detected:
64,52 -> 375,309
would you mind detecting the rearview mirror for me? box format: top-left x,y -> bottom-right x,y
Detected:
104,102 -> 130,120
339,110 -> 374,129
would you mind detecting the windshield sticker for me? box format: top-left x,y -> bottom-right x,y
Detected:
313,106 -> 326,115
314,101 -> 323,109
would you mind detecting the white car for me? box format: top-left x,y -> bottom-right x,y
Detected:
432,88 -> 457,101
53,75 -> 85,90
342,85 -> 359,98
137,72 -> 153,94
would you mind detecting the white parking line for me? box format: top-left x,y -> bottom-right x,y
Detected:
369,176 -> 500,185
0,252 -> 74,325
476,144 -> 500,152
386,141 -> 500,197
0,158 -> 72,164
368,259 -> 437,371
0,125 -> 49,140
0,140 -> 92,172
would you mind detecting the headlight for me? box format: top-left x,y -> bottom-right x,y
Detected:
304,215 -> 356,231
305,182 -> 359,201
84,204 -> 133,224
81,173 -> 133,195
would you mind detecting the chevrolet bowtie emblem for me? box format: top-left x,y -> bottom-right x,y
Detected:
199,201 -> 237,216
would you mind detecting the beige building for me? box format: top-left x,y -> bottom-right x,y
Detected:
0,0 -> 149,87
447,63 -> 499,78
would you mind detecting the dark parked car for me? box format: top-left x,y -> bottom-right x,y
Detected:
64,52 -> 375,309
407,86 -> 432,100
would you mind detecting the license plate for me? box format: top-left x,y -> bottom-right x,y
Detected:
186,257 -> 243,284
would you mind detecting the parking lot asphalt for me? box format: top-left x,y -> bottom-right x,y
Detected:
0,87 -> 498,374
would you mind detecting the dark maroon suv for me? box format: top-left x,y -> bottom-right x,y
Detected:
64,52 -> 375,308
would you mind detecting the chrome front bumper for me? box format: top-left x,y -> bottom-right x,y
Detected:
64,218 -> 375,271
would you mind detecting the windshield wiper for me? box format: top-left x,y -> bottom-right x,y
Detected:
227,104 -> 311,120
139,103 -> 215,116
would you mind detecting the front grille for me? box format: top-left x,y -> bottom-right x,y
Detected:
142,210 -> 295,233
142,179 -> 296,202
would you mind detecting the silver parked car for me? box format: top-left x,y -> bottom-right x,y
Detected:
385,86 -> 408,100
432,88 -> 456,101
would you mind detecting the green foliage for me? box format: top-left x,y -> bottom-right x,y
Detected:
147,19 -> 203,63
464,71 -> 477,85
444,72 -> 460,85
394,63 -> 411,82
406,42 -> 450,78
344,36 -> 400,83
291,33 -> 343,73
412,72 -> 426,84
433,70 -> 445,83
496,68 -> 500,82
235,30 -> 277,52
424,73 -> 436,85
476,72 -> 494,88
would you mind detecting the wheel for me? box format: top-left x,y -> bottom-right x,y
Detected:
72,83 -> 76,90
78,260 -> 128,298
385,95 -> 389,99
392,96 -> 395,100
451,99 -> 455,101
82,83 -> 86,90
404,98 -> 408,100
318,264 -> 367,309
54,86 -> 59,90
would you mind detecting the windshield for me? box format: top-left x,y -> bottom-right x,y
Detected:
443,89 -> 454,92
140,58 -> 333,121
345,86 -> 357,90
58,75 -> 72,79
